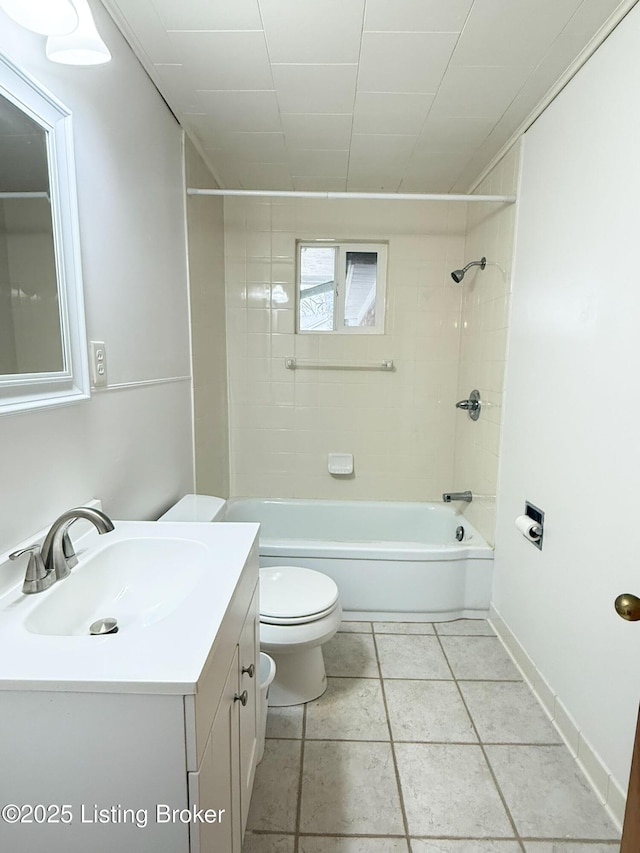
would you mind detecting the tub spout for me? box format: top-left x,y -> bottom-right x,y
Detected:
442,491 -> 473,503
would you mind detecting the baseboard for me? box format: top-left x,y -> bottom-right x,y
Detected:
489,604 -> 626,830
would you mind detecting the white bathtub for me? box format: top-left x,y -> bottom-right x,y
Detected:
221,499 -> 493,621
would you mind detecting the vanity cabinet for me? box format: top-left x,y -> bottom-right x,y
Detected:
0,524 -> 260,853
187,587 -> 259,853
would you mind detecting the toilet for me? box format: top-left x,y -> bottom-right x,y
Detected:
158,495 -> 342,706
259,565 -> 341,706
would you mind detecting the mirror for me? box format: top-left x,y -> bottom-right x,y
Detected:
0,53 -> 89,414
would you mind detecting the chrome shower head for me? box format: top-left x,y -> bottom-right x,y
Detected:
450,256 -> 487,283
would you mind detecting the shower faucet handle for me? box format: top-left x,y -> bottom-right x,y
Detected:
455,389 -> 481,420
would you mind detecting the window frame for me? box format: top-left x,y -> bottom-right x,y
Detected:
296,239 -> 388,335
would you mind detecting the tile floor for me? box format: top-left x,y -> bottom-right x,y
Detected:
244,620 -> 621,853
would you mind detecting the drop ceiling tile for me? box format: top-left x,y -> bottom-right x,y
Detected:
151,0 -> 262,30
364,0 -> 473,32
518,0 -> 625,102
346,172 -> 404,192
272,65 -> 358,113
235,163 -> 294,190
280,114 -> 353,148
196,91 -> 282,132
202,150 -> 243,187
151,64 -> 206,114
292,177 -> 348,191
259,0 -> 365,63
451,123 -> 520,192
415,117 -> 496,151
357,32 -> 458,93
353,92 -> 434,135
106,0 -> 179,63
402,148 -> 474,189
213,132 -> 289,162
288,149 -> 349,177
349,134 -> 417,170
451,0 -> 583,67
166,31 -> 272,89
429,65 -> 531,120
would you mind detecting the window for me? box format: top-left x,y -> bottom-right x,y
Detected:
297,241 -> 387,334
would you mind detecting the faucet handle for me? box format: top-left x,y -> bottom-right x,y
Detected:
9,545 -> 54,594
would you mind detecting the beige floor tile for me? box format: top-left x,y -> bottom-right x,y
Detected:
439,636 -> 521,680
385,680 -> 476,742
411,842 -> 521,852
306,677 -> 389,740
373,621 -> 435,634
376,634 -> 451,679
300,740 -> 404,835
486,745 -> 621,839
523,844 -> 620,852
265,704 -> 304,739
243,832 -> 295,853
460,681 -> 562,744
339,621 -> 372,633
247,739 -> 301,833
299,838 -> 409,852
323,633 -> 379,678
395,742 -> 513,837
435,619 -> 496,636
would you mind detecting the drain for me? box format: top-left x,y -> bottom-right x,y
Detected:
89,617 -> 118,635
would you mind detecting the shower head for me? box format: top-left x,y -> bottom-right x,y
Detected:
450,256 -> 487,283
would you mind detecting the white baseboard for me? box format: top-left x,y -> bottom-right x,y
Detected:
489,603 -> 626,830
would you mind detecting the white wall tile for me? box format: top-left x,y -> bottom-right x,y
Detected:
225,196 -> 467,501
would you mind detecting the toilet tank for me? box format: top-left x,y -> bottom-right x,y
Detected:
158,494 -> 227,522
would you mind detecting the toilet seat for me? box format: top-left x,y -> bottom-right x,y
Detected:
259,566 -> 339,625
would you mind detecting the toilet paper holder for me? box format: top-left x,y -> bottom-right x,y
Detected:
523,501 -> 544,550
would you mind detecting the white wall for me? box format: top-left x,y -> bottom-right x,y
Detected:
0,1 -> 194,553
224,197 -> 466,501
494,2 -> 640,798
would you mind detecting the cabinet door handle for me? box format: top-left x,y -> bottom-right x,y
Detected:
234,690 -> 248,706
242,663 -> 255,678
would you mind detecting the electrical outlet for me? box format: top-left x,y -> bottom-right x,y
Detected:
89,341 -> 107,388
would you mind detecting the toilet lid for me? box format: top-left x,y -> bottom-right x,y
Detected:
259,566 -> 339,621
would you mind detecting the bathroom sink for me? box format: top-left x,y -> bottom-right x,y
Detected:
25,537 -> 207,636
0,519 -> 260,692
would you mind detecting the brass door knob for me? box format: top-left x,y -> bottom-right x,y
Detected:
615,593 -> 640,621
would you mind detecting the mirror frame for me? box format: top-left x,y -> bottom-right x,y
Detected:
0,53 -> 89,415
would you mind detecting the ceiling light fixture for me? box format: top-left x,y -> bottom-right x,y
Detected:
0,0 -> 78,35
46,0 -> 111,66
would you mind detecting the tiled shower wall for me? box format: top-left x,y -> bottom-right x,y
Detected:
223,157 -> 518,521
224,198 -> 467,501
454,145 -> 521,544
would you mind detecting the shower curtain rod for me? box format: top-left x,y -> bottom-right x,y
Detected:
186,188 -> 516,203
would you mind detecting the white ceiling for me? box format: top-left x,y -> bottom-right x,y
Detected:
102,0 -> 627,193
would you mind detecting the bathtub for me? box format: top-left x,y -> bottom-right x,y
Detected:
221,499 -> 493,621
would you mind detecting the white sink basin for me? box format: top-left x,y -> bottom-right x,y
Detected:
0,519 -> 260,693
25,537 -> 207,636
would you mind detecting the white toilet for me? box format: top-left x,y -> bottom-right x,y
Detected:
259,565 -> 341,706
158,495 -> 342,706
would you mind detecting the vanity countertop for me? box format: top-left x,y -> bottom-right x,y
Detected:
0,521 -> 260,695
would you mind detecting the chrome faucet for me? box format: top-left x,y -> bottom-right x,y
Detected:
442,491 -> 473,503
41,507 -> 115,582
